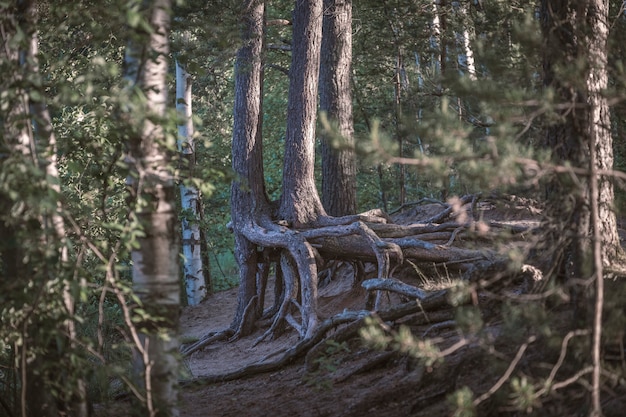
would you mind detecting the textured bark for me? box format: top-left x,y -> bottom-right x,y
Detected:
279,0 -> 326,225
230,0 -> 268,335
541,0 -> 624,278
274,0 -> 327,334
125,1 -> 180,415
229,0 -> 364,340
583,0 -> 622,268
541,10 -> 624,413
176,60 -> 209,305
541,0 -> 592,282
224,0 -> 501,345
319,0 -> 357,217
228,0 -> 322,339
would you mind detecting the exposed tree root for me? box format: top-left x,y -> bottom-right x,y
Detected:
304,308 -> 455,373
254,254 -> 299,345
181,289 -> 451,383
228,215 -> 404,341
342,355 -> 465,417
185,194 -> 543,389
330,351 -> 397,384
361,277 -> 428,299
180,329 -> 234,357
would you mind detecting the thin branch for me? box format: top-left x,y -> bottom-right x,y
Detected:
473,335 -> 536,407
267,43 -> 292,51
589,96 -> 605,417
437,337 -> 471,358
265,63 -> 289,75
533,329 -> 590,398
266,18 -> 291,26
550,366 -> 593,392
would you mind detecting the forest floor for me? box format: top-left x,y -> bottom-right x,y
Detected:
95,200 -> 626,417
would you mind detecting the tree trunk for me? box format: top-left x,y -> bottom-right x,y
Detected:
230,0 -> 268,334
124,1 -> 180,415
541,0 -> 624,278
381,3 -> 409,209
431,0 -> 450,199
541,0 -> 592,286
222,0 -> 500,344
319,0 -> 357,217
542,4 -> 624,412
176,59 -> 209,305
279,0 -> 326,225
230,0 -> 325,340
1,1 -> 88,415
457,1 -> 476,80
431,0 -> 447,80
583,0 -> 622,269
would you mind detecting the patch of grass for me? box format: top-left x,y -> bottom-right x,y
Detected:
407,259 -> 461,291
210,251 -> 239,291
303,340 -> 351,391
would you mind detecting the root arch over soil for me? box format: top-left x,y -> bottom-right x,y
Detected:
182,195 -> 543,377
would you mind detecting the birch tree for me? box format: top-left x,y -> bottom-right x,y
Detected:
123,0 -> 180,414
431,0 -> 446,80
455,0 -> 476,80
176,57 -> 209,306
0,1 -> 88,415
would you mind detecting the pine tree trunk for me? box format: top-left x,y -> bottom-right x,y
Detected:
584,0 -> 622,268
541,0 -> 624,277
230,0 -> 268,334
542,0 -> 593,283
320,0 -> 357,217
279,0 -> 326,225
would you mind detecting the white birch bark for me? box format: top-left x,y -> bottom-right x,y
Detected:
176,59 -> 207,306
455,1 -> 476,80
430,0 -> 442,74
28,22 -> 90,417
124,1 -> 180,415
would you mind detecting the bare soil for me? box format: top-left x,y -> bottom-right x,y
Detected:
177,277 -> 461,417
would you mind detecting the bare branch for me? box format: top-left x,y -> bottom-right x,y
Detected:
267,18 -> 291,26
473,335 -> 537,407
